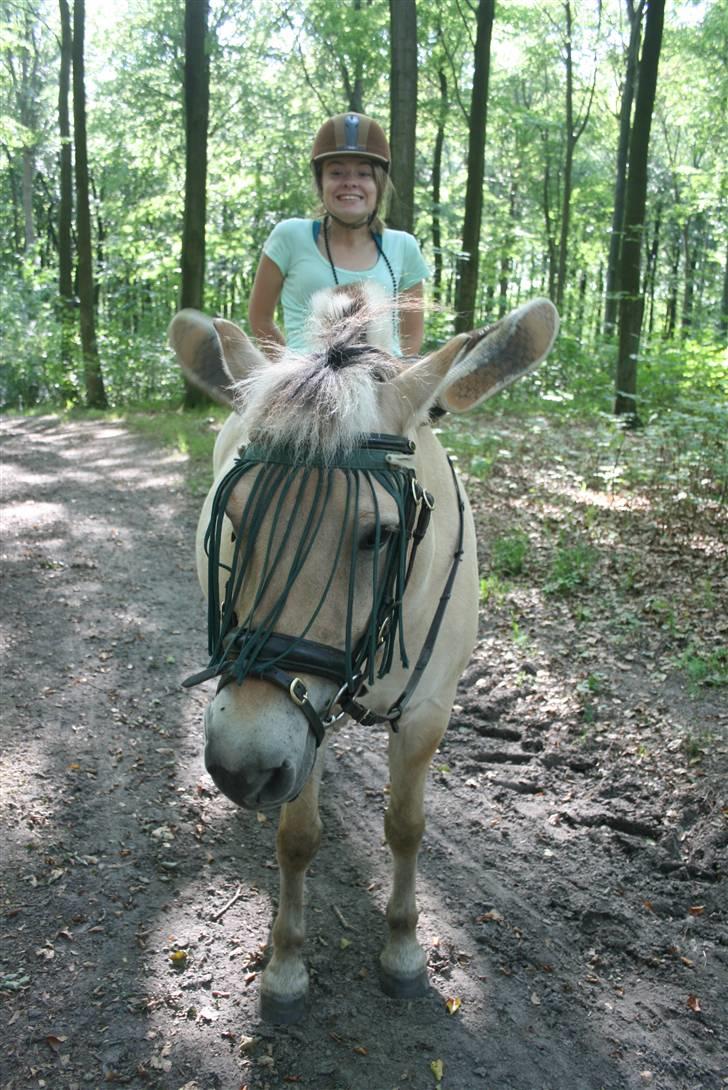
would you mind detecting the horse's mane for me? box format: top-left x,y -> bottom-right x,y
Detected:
233,283 -> 402,461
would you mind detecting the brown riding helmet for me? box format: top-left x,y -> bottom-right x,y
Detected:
311,113 -> 390,172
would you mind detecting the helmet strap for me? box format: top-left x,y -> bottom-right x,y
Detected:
323,206 -> 376,231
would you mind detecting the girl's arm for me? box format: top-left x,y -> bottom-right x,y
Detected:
399,281 -> 425,356
248,254 -> 286,357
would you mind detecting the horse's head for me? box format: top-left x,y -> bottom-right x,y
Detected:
171,287 -> 558,809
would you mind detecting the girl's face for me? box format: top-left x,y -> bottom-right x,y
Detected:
320,157 -> 377,223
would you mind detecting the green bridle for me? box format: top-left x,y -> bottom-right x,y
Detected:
184,432 -> 464,747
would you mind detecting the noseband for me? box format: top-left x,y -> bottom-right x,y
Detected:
184,433 -> 465,746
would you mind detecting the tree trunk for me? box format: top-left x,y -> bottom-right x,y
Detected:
388,0 -> 417,233
498,176 -> 517,317
454,0 -> 495,334
72,0 -> 107,409
431,67 -> 447,304
721,236 -> 728,339
680,216 -> 700,337
663,233 -> 680,339
615,0 -> 665,421
643,197 -> 661,338
181,0 -> 210,407
541,143 -> 558,300
555,1 -> 575,315
58,0 -> 73,301
604,0 -> 644,336
555,0 -> 597,314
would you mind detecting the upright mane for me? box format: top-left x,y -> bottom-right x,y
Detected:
233,283 -> 401,462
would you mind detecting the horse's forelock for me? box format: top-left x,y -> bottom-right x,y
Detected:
233,342 -> 400,462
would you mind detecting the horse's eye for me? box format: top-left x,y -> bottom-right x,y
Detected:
359,525 -> 396,551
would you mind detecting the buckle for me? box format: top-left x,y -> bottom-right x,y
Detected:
289,677 -> 308,706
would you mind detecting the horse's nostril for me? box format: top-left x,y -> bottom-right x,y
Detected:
205,758 -> 297,809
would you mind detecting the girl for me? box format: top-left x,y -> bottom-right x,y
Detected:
248,112 -> 429,358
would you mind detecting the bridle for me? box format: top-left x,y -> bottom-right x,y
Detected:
183,432 -> 465,748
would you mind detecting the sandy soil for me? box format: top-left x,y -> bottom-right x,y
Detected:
1,415 -> 726,1090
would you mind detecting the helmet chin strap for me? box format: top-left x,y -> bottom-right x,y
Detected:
323,206 -> 376,231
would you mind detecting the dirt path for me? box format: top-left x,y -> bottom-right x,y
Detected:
1,415 -> 725,1090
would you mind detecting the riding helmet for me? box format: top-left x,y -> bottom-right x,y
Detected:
311,113 -> 390,172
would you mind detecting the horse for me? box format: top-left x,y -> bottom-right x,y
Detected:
169,286 -> 558,1023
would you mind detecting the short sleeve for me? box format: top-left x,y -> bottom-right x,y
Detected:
399,234 -> 430,292
262,221 -> 293,277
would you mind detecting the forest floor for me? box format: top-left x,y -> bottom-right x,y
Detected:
0,412 -> 726,1090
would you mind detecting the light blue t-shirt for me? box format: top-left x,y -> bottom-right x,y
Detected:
262,218 -> 430,356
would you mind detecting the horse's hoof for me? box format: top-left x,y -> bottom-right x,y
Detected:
260,989 -> 307,1024
379,965 -> 430,999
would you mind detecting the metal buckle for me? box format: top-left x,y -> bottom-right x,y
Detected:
385,451 -> 417,469
289,677 -> 308,706
422,489 -> 435,510
377,616 -> 391,645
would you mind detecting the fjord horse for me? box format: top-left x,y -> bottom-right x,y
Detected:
170,287 -> 558,1022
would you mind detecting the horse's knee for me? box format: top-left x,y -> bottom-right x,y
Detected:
277,814 -> 322,871
384,805 -> 425,856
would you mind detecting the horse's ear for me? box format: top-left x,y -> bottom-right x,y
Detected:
169,309 -> 238,408
389,333 -> 471,418
212,318 -> 267,382
438,299 -> 559,413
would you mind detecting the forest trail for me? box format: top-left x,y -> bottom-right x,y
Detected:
1,415 -> 725,1090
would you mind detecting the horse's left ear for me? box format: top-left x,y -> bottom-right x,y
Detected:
169,311 -> 266,408
439,299 -> 559,413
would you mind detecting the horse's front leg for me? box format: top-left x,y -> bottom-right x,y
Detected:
260,741 -> 327,1024
380,708 -> 447,998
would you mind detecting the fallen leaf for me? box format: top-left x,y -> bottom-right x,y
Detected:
256,812 -> 268,824
353,1045 -> 368,1056
688,905 -> 704,917
445,996 -> 462,1015
339,938 -> 351,950
431,1058 -> 444,1082
476,909 -> 504,924
46,1035 -> 67,1051
531,992 -> 541,1005
687,994 -> 701,1013
170,949 -> 188,965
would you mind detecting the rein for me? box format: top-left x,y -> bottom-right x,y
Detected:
183,433 -> 465,747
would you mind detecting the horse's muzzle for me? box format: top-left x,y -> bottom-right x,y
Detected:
203,705 -> 318,810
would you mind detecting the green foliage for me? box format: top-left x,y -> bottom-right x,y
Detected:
676,643 -> 728,690
544,536 -> 598,596
479,573 -> 509,606
491,531 -> 530,576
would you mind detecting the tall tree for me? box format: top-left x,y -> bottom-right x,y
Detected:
72,0 -> 106,408
388,0 -> 417,232
431,63 -> 448,303
453,0 -> 495,333
58,0 -> 73,301
615,0 -> 665,420
180,0 -> 210,407
603,0 -> 644,336
554,0 -> 598,313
